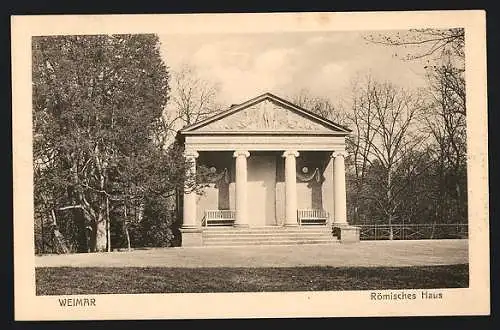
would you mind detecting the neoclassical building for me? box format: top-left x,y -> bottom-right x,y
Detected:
176,93 -> 360,246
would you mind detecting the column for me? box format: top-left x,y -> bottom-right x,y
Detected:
233,150 -> 250,227
182,150 -> 199,229
332,151 -> 348,225
282,150 -> 299,226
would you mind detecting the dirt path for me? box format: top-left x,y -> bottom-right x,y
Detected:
35,239 -> 468,268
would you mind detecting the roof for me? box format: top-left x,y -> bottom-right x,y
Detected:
178,92 -> 351,135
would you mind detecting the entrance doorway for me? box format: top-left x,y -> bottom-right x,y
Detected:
247,154 -> 277,226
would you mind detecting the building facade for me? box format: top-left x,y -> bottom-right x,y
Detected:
177,93 -> 360,246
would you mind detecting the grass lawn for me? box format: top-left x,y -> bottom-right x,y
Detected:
36,264 -> 468,295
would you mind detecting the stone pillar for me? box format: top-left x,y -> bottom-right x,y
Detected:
233,150 -> 250,227
180,150 -> 202,247
333,151 -> 348,225
282,150 -> 299,226
182,150 -> 199,229
331,151 -> 360,243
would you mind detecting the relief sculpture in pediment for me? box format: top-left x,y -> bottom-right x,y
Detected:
200,99 -> 326,132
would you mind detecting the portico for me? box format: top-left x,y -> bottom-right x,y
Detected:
177,93 -> 360,246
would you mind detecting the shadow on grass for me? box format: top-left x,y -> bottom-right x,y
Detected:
36,264 -> 469,295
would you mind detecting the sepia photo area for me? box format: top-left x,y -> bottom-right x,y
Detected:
12,12 -> 489,320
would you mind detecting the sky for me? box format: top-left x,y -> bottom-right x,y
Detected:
159,30 -> 429,108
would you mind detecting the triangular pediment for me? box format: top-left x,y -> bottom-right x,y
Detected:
180,93 -> 350,135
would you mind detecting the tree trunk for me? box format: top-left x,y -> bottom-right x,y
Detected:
91,147 -> 109,252
40,214 -> 44,254
106,195 -> 111,252
94,204 -> 107,252
138,201 -> 145,222
387,170 -> 394,240
125,226 -> 131,251
51,209 -> 57,226
50,209 -> 69,254
124,201 -> 131,251
388,214 -> 394,240
73,208 -> 89,253
430,219 -> 437,239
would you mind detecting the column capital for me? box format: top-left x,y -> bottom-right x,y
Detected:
332,151 -> 348,158
184,150 -> 199,159
282,150 -> 300,158
233,150 -> 250,158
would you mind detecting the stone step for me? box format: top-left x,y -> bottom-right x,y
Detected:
203,228 -> 332,233
201,225 -> 339,246
203,239 -> 339,246
203,233 -> 338,245
202,233 -> 334,239
203,227 -> 332,233
204,225 -> 330,229
204,233 -> 334,238
204,232 -> 335,238
203,233 -> 334,239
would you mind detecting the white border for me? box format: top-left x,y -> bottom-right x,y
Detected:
12,11 -> 489,320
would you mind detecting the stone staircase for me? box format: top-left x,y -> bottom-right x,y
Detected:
202,226 -> 339,246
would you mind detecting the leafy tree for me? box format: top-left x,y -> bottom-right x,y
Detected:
33,34 -> 178,252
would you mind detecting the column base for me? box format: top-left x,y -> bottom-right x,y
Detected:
333,224 -> 360,243
284,223 -> 299,227
180,227 -> 203,247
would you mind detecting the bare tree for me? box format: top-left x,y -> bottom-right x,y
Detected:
357,29 -> 467,234
344,77 -> 379,225
364,28 -> 464,62
291,89 -> 348,125
163,64 -> 224,143
349,79 -> 427,238
423,59 -> 467,229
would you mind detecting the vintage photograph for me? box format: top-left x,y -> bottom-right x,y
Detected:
12,11 -> 489,319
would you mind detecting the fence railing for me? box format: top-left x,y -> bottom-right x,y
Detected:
358,224 -> 468,240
